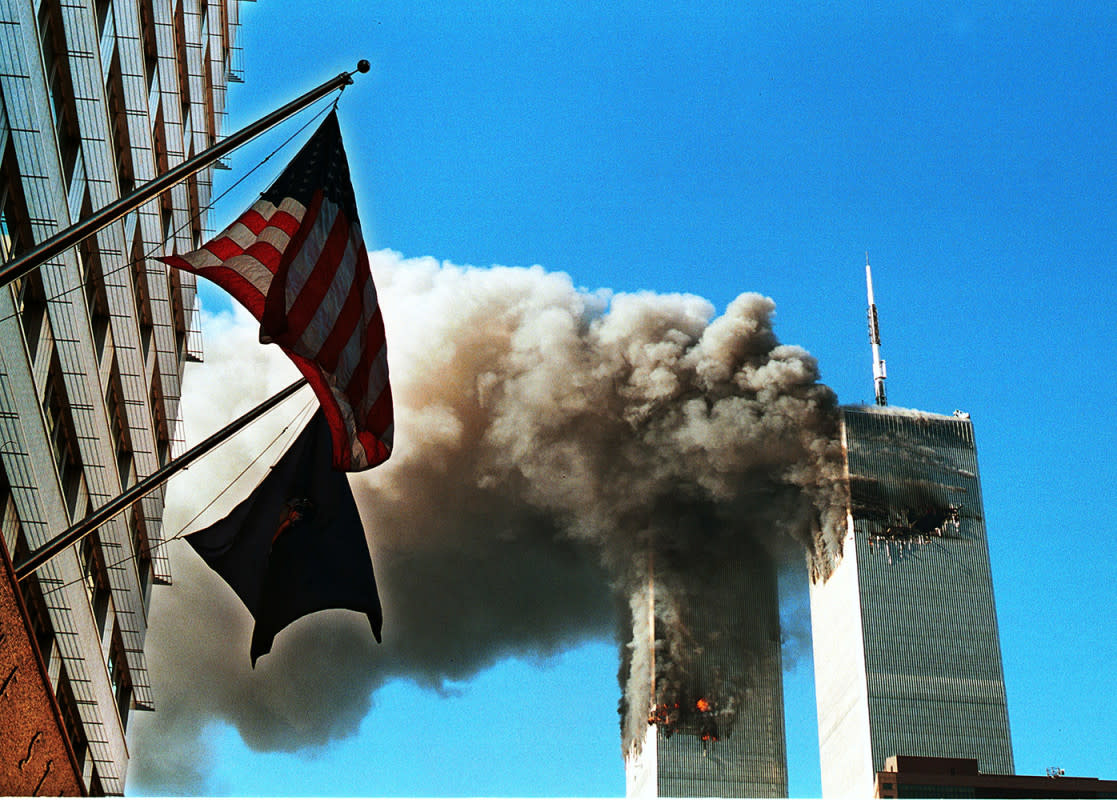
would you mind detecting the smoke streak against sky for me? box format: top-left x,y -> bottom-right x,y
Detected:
129,251 -> 844,792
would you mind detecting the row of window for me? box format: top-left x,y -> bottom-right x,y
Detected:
11,265 -> 167,491
2,0 -> 218,382
4,141 -> 179,480
106,0 -> 229,185
24,0 -> 228,250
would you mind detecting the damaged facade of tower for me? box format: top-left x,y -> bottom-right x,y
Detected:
809,405 -> 1013,797
623,539 -> 787,798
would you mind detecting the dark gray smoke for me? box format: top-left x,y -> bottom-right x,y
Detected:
127,252 -> 844,792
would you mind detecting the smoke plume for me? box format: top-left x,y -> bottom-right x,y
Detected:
127,251 -> 844,792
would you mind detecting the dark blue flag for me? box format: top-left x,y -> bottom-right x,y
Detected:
187,410 -> 382,666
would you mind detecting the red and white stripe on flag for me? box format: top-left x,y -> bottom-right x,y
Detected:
161,118 -> 392,471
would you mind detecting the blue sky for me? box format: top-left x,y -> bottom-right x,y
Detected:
130,2 -> 1117,796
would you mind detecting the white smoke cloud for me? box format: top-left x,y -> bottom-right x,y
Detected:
127,251 -> 843,793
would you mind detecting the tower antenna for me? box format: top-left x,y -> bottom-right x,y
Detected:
866,253 -> 888,406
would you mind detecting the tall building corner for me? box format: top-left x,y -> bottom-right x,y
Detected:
0,0 -> 246,792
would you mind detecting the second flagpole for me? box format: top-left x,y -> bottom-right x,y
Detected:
14,377 -> 310,581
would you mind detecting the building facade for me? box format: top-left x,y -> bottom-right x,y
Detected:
810,405 -> 1014,797
625,542 -> 787,798
874,755 -> 1117,798
0,0 -> 243,791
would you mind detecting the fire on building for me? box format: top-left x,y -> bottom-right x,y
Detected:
648,695 -> 726,747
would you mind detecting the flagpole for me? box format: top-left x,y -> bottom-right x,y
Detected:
14,377 -> 309,581
0,60 -> 370,291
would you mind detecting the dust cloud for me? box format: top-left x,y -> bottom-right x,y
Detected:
127,251 -> 844,792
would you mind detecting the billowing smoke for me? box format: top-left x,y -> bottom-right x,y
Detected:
127,251 -> 845,792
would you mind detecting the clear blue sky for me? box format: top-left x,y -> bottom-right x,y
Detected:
130,2 -> 1117,796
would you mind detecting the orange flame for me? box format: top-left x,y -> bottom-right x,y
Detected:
695,698 -> 711,712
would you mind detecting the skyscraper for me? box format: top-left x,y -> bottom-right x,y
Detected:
624,542 -> 787,798
0,0 -> 243,792
809,406 -> 1014,797
807,262 -> 1014,797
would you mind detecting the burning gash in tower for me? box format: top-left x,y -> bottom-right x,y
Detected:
608,295 -> 847,799
623,542 -> 789,798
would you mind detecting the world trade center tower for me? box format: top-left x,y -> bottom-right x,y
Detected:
624,541 -> 787,798
809,263 -> 1014,796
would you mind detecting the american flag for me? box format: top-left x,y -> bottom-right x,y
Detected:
162,111 -> 392,471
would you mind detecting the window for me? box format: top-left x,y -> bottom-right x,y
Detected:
38,0 -> 82,188
159,199 -> 173,250
175,322 -> 187,364
107,630 -> 133,730
54,665 -> 88,773
186,173 -> 202,246
131,232 -> 155,357
42,362 -> 84,519
172,0 -> 191,119
2,142 -> 49,364
152,105 -> 170,178
96,0 -> 114,69
95,0 -> 112,38
77,200 -> 112,359
168,255 -> 191,354
106,367 -> 134,488
0,461 -> 13,554
139,0 -> 158,95
14,533 -> 57,671
0,139 -> 32,261
12,272 -> 48,365
87,768 -> 103,797
150,370 -> 169,460
78,532 -> 110,636
83,256 -> 111,360
105,52 -> 136,196
131,510 -> 151,598
155,426 -> 170,467
201,37 -> 216,141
